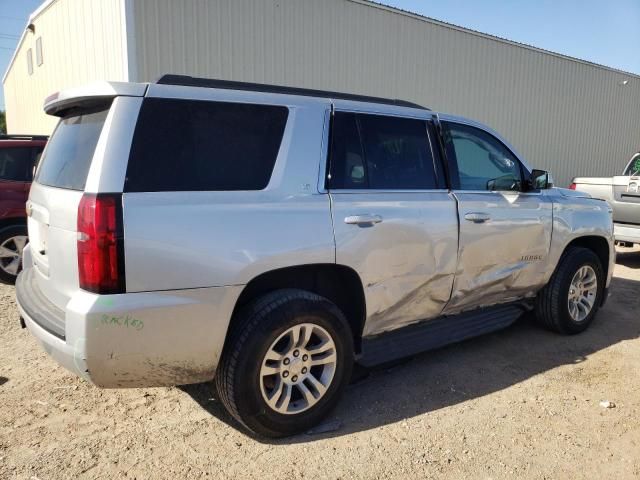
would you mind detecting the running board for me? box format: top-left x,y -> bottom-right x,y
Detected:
358,304 -> 527,367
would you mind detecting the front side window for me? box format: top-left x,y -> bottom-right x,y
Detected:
0,147 -> 33,182
125,98 -> 289,192
443,122 -> 522,192
328,112 -> 438,190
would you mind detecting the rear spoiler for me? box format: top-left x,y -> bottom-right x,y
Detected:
44,81 -> 147,117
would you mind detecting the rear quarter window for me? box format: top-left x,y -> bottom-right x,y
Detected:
35,105 -> 110,190
124,98 -> 289,192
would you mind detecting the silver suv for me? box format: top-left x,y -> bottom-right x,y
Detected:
17,76 -> 615,437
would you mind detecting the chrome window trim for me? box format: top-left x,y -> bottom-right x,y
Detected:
452,189 -> 541,196
332,103 -> 430,120
317,107 -> 332,194
329,189 -> 450,194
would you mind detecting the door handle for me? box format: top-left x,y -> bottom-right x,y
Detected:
464,212 -> 491,223
344,214 -> 383,225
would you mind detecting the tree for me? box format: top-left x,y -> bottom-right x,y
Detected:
0,110 -> 6,134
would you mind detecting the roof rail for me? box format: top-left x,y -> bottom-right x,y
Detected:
0,134 -> 48,141
156,74 -> 429,111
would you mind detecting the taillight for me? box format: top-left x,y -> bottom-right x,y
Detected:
568,183 -> 577,190
77,193 -> 125,294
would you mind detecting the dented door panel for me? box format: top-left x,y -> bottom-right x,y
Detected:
444,191 -> 553,314
331,191 -> 459,337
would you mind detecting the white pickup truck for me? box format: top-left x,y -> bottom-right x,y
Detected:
571,153 -> 640,246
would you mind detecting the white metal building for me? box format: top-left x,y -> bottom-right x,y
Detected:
3,0 -> 639,185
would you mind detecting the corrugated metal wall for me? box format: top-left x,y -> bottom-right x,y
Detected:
132,0 -> 640,186
3,0 -> 127,134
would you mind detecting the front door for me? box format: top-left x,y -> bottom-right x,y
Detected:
440,120 -> 553,314
328,108 -> 458,337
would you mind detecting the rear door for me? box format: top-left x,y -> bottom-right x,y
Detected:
441,120 -> 552,313
328,107 -> 458,337
27,103 -> 112,309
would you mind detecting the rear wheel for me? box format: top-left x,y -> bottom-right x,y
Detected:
535,247 -> 604,334
0,225 -> 28,285
216,289 -> 354,438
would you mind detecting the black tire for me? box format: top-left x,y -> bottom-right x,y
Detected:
215,289 -> 354,438
0,225 -> 28,285
535,247 -> 604,334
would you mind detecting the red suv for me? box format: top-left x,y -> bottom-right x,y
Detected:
0,134 -> 47,284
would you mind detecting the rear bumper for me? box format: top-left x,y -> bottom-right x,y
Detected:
19,301 -> 90,380
614,223 -> 640,244
16,268 -> 66,339
16,267 -> 243,388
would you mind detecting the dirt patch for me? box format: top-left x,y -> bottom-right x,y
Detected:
1,247 -> 639,479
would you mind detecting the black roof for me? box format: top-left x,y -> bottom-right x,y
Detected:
156,75 -> 429,111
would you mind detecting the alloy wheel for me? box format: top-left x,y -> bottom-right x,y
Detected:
0,235 -> 27,276
259,323 -> 337,415
567,265 -> 598,322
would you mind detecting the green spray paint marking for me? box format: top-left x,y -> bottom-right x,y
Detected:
97,314 -> 144,331
96,297 -> 115,307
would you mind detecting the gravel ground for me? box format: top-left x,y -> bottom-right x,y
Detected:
1,247 -> 639,479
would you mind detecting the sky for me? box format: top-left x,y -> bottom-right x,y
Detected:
1,0 -> 640,111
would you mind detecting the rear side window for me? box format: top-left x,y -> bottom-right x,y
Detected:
125,98 -> 289,192
0,147 -> 33,182
328,112 -> 439,190
328,112 -> 366,189
35,105 -> 110,190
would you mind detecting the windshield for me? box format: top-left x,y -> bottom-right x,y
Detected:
624,154 -> 640,176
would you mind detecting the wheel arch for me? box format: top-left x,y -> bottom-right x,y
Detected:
229,264 -> 367,353
562,235 -> 611,280
0,217 -> 27,231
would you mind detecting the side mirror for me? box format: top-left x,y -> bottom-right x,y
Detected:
529,169 -> 553,190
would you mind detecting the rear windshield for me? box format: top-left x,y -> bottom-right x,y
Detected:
124,98 -> 289,192
35,105 -> 110,190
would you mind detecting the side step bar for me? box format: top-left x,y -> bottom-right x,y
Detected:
358,303 -> 527,367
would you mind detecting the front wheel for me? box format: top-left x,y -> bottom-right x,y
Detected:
535,247 -> 604,334
215,289 -> 354,438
